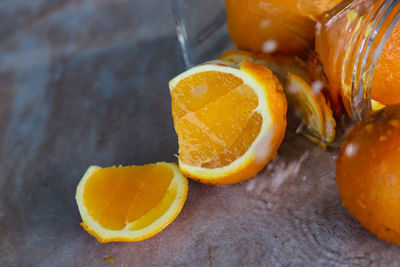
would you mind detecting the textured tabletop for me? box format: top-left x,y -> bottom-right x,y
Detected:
1,0 -> 400,266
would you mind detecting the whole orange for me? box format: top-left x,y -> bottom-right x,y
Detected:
225,0 -> 315,55
336,104 -> 400,245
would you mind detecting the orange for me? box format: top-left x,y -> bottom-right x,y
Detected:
371,22 -> 400,105
169,60 -> 287,185
220,49 -> 310,82
297,0 -> 342,21
75,162 -> 188,243
336,104 -> 400,245
286,72 -> 336,147
225,0 -> 315,55
317,9 -> 400,115
221,50 -> 336,147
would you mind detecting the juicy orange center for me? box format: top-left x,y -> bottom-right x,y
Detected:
202,112 -> 262,168
172,71 -> 261,167
172,71 -> 244,119
83,164 -> 175,231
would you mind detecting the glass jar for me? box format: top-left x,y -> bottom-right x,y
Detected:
170,0 -> 233,67
316,0 -> 400,120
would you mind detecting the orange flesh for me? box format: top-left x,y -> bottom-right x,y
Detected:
371,22 -> 400,105
172,72 -> 260,168
202,112 -> 262,168
171,71 -> 243,119
83,165 -> 174,231
225,0 -> 315,55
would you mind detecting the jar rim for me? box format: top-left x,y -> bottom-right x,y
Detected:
350,0 -> 400,120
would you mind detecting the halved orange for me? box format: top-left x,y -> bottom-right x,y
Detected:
75,162 -> 188,243
169,60 -> 287,185
221,50 -> 336,147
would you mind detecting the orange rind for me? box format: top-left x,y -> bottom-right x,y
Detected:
75,162 -> 188,243
336,105 -> 400,245
221,50 -> 336,147
169,60 -> 287,184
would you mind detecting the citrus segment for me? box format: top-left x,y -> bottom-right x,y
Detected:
287,72 -> 325,139
176,84 -> 258,166
171,71 -> 244,119
170,60 -> 287,185
76,162 -> 188,243
202,112 -> 262,169
319,94 -> 336,144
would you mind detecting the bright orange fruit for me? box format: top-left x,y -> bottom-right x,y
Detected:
169,60 -> 287,185
336,104 -> 400,245
221,50 -> 336,147
225,0 -> 316,55
371,22 -> 400,105
75,162 -> 188,243
297,0 -> 342,21
286,72 -> 336,146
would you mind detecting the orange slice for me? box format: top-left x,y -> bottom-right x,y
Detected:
169,60 -> 287,185
75,162 -> 188,243
287,72 -> 325,137
287,72 -> 336,147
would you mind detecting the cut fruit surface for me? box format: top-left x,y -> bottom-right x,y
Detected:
170,60 -> 287,185
75,162 -> 188,243
287,72 -> 325,137
221,50 -> 336,147
287,72 -> 336,147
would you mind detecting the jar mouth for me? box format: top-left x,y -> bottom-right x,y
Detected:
349,0 -> 400,120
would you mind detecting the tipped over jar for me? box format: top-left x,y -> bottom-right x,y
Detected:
316,0 -> 400,120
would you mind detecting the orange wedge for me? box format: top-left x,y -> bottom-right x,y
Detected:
221,50 -> 336,147
75,162 -> 188,243
169,60 -> 287,185
286,72 -> 325,138
287,72 -> 336,147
